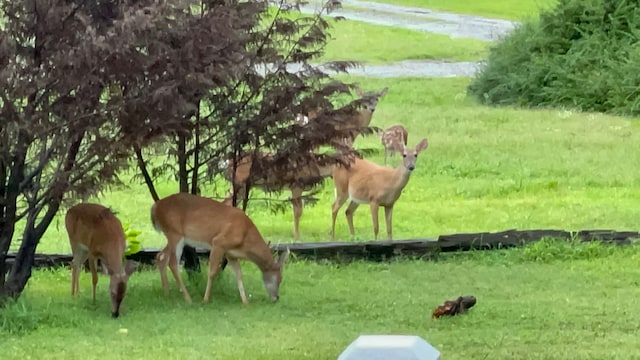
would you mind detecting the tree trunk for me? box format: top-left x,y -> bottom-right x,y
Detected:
0,132 -> 27,304
177,132 -> 200,273
2,205 -> 55,301
134,144 -> 160,202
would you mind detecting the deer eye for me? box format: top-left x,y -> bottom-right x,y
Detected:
402,154 -> 407,158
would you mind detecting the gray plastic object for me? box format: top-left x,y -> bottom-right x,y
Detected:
337,335 -> 441,360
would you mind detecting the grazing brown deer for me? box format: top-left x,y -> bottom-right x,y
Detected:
151,192 -> 291,304
65,203 -> 137,318
222,151 -> 334,241
379,124 -> 408,165
330,138 -> 429,240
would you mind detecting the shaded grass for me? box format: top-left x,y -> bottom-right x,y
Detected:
323,18 -> 490,63
366,0 -> 558,20
29,76 -> 640,254
4,240 -> 640,359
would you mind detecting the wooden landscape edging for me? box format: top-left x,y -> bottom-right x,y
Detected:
6,228 -> 639,270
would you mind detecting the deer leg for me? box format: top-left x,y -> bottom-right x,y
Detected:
156,246 -> 171,296
88,255 -> 98,302
70,249 -> 88,297
384,205 -> 394,240
330,190 -> 349,240
203,246 -> 226,303
345,201 -> 360,236
291,187 -> 303,241
227,258 -> 249,304
71,262 -> 78,296
370,202 -> 380,240
166,237 -> 192,303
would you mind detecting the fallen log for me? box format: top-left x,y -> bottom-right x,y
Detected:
5,228 -> 639,269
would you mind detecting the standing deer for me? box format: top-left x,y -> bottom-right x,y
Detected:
330,138 -> 429,240
65,203 -> 137,318
219,87 -> 387,240
222,152 -> 334,241
295,87 -> 388,147
151,192 -> 290,304
330,86 -> 389,147
379,124 -> 408,165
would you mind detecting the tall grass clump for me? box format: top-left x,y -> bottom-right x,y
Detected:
468,0 -> 640,116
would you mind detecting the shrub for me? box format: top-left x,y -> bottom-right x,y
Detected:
122,223 -> 142,257
467,0 -> 640,116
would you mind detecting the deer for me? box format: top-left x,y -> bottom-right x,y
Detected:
151,192 -> 291,304
318,86 -> 389,147
218,87 -> 387,240
379,124 -> 408,165
222,152 -> 334,241
330,138 -> 429,240
292,87 -> 388,147
65,203 -> 138,318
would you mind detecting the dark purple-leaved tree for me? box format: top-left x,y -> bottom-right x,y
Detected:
0,0 -> 133,303
0,0 -> 374,303
111,0 -> 370,268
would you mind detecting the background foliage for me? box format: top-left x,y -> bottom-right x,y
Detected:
468,0 -> 640,117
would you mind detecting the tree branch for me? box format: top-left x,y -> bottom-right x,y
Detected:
134,143 -> 160,202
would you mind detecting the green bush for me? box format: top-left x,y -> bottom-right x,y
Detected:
467,0 -> 640,116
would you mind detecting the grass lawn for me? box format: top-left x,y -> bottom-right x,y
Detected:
3,240 -> 640,359
322,18 -> 490,63
5,1 -> 640,358
24,76 -> 640,254
366,0 -> 559,20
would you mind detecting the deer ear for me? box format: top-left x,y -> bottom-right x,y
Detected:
415,138 -> 429,153
277,247 -> 291,267
124,260 -> 137,277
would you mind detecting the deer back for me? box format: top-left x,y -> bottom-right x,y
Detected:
151,193 -> 272,257
381,125 -> 408,150
65,203 -> 126,262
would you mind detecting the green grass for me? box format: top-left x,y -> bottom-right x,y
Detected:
4,240 -> 640,359
323,18 -> 490,63
27,76 -> 640,254
366,0 -> 559,20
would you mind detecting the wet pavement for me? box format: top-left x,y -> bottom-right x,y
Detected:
300,0 -> 517,42
282,60 -> 484,78
296,0 -> 519,77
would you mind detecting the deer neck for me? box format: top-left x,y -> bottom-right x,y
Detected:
249,251 -> 277,274
318,163 -> 335,178
245,236 -> 277,273
357,110 -> 374,128
103,254 -> 125,277
392,165 -> 413,191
